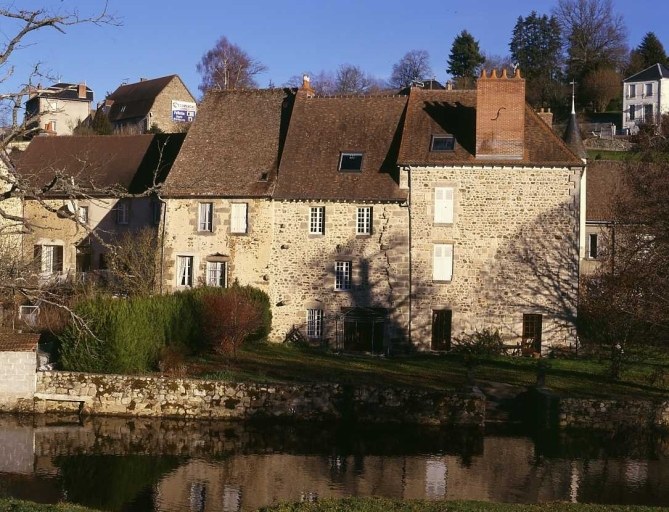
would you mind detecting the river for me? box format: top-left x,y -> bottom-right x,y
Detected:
0,414 -> 668,511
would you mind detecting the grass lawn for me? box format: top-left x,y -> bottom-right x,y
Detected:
260,497 -> 666,511
186,342 -> 669,400
0,499 -> 100,512
586,149 -> 634,161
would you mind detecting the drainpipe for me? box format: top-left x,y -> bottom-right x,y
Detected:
400,166 -> 412,346
159,195 -> 167,294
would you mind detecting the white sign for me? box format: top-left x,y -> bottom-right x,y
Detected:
171,100 -> 197,122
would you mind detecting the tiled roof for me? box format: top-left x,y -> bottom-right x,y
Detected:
107,75 -> 188,122
27,83 -> 93,103
274,93 -> 408,201
624,63 -> 669,83
586,160 -> 626,222
0,331 -> 39,352
398,88 -> 583,166
162,89 -> 294,198
14,134 -> 185,196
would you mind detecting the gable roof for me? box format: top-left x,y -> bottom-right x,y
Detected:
14,134 -> 185,196
26,83 -> 93,103
398,88 -> 582,167
162,89 -> 294,198
0,331 -> 39,352
586,160 -> 626,222
624,63 -> 669,83
107,75 -> 191,123
273,93 -> 408,201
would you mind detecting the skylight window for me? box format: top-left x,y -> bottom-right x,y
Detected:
339,152 -> 363,172
431,135 -> 455,152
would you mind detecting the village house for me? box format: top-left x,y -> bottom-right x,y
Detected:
24,82 -> 94,136
14,134 -> 184,283
102,75 -> 197,134
622,63 -> 669,133
161,70 -> 585,354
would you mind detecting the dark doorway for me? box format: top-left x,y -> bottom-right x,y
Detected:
339,308 -> 386,353
522,314 -> 543,353
431,309 -> 452,350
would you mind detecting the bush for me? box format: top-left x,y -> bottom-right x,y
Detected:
452,328 -> 504,363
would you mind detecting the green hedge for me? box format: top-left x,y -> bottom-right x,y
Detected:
58,286 -> 271,374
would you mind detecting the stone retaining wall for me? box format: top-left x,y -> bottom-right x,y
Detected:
558,397 -> 669,430
35,371 -> 485,426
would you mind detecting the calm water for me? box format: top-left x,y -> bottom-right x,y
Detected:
1,414 -> 668,511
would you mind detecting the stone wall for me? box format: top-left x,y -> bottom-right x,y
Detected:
408,165 -> 581,350
34,371 -> 485,426
151,77 -> 196,133
0,351 -> 37,411
558,397 -> 669,430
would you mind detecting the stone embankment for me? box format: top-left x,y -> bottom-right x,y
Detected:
558,396 -> 669,430
33,371 -> 485,426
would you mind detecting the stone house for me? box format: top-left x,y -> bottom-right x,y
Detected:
24,82 -> 93,136
14,134 -> 184,283
104,75 -> 197,134
160,70 -> 585,353
622,63 -> 669,133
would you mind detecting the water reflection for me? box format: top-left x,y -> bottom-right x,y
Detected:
0,414 -> 668,511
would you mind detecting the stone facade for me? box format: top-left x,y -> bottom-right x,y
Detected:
147,77 -> 196,133
0,351 -> 37,411
34,371 -> 485,426
409,165 -> 581,349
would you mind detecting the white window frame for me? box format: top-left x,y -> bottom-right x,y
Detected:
434,187 -> 454,224
334,261 -> 351,291
116,201 -> 129,225
310,206 -> 325,235
198,202 -> 213,232
36,244 -> 63,275
645,83 -> 653,97
629,104 -> 636,121
176,255 -> 194,287
206,261 -> 227,287
433,244 -> 454,282
629,84 -> 636,98
230,203 -> 248,234
78,205 -> 89,225
644,103 -> 653,123
356,206 -> 372,235
306,309 -> 323,338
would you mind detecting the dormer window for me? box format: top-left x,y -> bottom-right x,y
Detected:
339,152 -> 363,172
431,135 -> 455,152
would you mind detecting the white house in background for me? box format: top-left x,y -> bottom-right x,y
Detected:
24,82 -> 93,136
622,63 -> 669,133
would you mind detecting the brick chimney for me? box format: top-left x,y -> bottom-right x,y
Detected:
78,83 -> 87,99
537,107 -> 553,127
475,68 -> 526,160
300,74 -> 315,97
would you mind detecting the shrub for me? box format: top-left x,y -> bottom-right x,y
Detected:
452,328 -> 504,361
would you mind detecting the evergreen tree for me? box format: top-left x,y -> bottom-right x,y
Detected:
447,30 -> 485,88
509,12 -> 564,107
627,32 -> 668,76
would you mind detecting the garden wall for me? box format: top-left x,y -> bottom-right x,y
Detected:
34,371 -> 485,426
558,396 -> 669,430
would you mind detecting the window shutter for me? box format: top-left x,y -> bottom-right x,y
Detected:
54,246 -> 64,272
433,244 -> 453,281
434,188 -> 454,223
231,203 -> 248,233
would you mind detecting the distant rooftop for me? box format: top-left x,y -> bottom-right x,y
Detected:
624,63 -> 669,83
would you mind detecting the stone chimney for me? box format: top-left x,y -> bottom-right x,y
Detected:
78,83 -> 87,99
537,107 -> 553,127
475,68 -> 526,160
300,74 -> 315,97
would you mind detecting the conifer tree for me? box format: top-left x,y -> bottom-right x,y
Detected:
447,30 -> 485,88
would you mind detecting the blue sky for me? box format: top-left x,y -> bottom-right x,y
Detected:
6,0 -> 669,102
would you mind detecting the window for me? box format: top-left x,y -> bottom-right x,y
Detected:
176,256 -> 194,287
588,233 -> 599,259
307,309 -> 323,338
230,203 -> 248,234
629,84 -> 636,98
152,200 -> 162,225
206,261 -> 227,287
356,206 -> 372,235
339,152 -> 363,172
432,244 -> 453,281
645,83 -> 653,96
431,310 -> 452,351
198,202 -> 213,232
116,201 -> 129,225
77,206 -> 88,224
644,104 -> 653,123
522,314 -> 543,353
629,104 -> 636,121
334,261 -> 351,290
434,187 -> 454,224
309,206 -> 325,235
34,245 -> 63,275
430,135 -> 455,151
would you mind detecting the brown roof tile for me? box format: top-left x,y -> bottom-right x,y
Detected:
15,134 -> 185,195
274,93 -> 408,201
162,89 -> 294,198
0,331 -> 39,352
398,88 -> 583,167
107,75 -> 192,123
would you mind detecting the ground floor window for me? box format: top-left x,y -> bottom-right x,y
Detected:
522,313 -> 543,353
588,233 -> 599,259
206,261 -> 227,287
34,244 -> 63,275
306,309 -> 323,339
338,307 -> 385,353
177,256 -> 194,287
431,309 -> 452,351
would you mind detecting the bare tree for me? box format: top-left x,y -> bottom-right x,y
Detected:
197,36 -> 267,93
580,67 -> 622,111
389,50 -> 433,89
106,227 -> 162,297
334,64 -> 381,94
